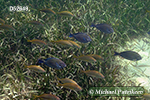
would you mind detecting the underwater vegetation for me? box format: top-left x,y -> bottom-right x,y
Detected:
0,0 -> 150,99
114,36 -> 150,97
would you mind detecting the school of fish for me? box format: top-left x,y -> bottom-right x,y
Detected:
0,6 -> 145,100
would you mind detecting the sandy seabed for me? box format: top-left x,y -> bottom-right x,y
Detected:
114,36 -> 150,92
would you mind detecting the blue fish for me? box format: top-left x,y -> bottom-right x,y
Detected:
69,33 -> 92,43
114,51 -> 142,61
37,57 -> 66,69
148,31 -> 150,34
91,23 -> 114,34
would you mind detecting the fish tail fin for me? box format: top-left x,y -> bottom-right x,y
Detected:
57,82 -> 63,87
27,40 -> 31,42
56,76 -> 60,81
0,23 -> 4,25
51,41 -> 57,43
38,9 -> 42,11
50,40 -> 55,43
56,12 -> 60,14
90,24 -> 96,27
72,55 -> 77,58
37,59 -> 44,64
114,52 -> 119,56
69,33 -> 74,37
79,69 -> 85,73
146,10 -> 150,13
24,64 -> 28,68
33,94 -> 38,100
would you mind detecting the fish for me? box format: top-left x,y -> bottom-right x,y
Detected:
137,65 -> 150,67
68,40 -> 81,48
146,10 -> 150,14
27,39 -> 47,45
114,51 -> 142,61
57,11 -> 74,16
51,40 -> 81,48
33,93 -> 60,100
73,55 -> 96,62
51,40 -> 73,47
28,21 -> 44,26
0,24 -> 15,31
80,70 -> 105,78
29,4 -> 33,7
148,31 -> 150,34
39,8 -> 56,14
37,57 -> 66,69
91,23 -> 114,34
143,93 -> 150,100
0,18 -> 5,24
69,33 -> 92,43
24,64 -> 46,73
57,83 -> 82,91
56,77 -> 78,84
89,54 -> 104,61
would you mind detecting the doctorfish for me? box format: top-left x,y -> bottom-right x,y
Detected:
57,11 -> 74,16
143,93 -> 150,100
0,18 -> 5,24
91,23 -> 114,34
114,51 -> 142,61
24,65 -> 46,73
57,83 -> 82,91
56,77 -> 78,84
0,24 -> 15,31
73,55 -> 97,62
51,40 -> 81,48
68,40 -> 81,48
33,93 -> 60,100
27,39 -> 47,45
39,8 -> 56,14
80,70 -> 105,78
88,54 -> 104,61
28,21 -> 44,26
37,57 -> 66,69
69,32 -> 92,43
